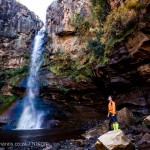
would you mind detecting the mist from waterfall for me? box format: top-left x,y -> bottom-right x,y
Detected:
17,27 -> 45,129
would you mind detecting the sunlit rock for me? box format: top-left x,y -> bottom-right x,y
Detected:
95,129 -> 134,150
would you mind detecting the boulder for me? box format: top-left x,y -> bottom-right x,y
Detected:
144,115 -> 150,126
117,107 -> 134,128
82,120 -> 109,139
95,129 -> 134,150
136,133 -> 150,150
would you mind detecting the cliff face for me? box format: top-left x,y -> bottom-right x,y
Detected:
45,0 -> 150,115
0,0 -> 43,69
0,0 -> 43,96
46,0 -> 92,54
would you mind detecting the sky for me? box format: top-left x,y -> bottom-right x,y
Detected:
19,0 -> 55,23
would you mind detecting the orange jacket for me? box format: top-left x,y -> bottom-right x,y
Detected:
108,101 -> 116,115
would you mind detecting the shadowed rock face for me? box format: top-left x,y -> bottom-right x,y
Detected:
0,0 -> 43,69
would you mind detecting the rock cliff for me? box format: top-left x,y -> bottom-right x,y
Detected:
0,0 -> 43,69
46,0 -> 150,115
46,0 -> 93,54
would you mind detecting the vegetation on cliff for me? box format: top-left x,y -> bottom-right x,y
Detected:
0,65 -> 28,113
48,0 -> 149,82
0,94 -> 17,114
49,51 -> 95,81
3,65 -> 28,87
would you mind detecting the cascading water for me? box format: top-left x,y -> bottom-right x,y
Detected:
17,27 -> 45,129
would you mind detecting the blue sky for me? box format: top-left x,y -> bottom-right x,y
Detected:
19,0 -> 55,22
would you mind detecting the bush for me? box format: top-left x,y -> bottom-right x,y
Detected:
4,65 -> 28,78
87,39 -> 104,58
2,65 -> 28,87
59,85 -> 70,94
71,12 -> 91,34
90,0 -> 109,22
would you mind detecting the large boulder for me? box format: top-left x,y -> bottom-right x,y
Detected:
117,107 -> 134,128
95,129 -> 134,150
144,115 -> 150,126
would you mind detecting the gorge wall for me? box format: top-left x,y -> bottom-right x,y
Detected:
45,0 -> 150,115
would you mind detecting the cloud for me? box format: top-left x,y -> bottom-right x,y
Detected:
19,0 -> 54,22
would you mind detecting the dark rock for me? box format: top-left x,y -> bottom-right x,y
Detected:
128,31 -> 150,64
117,107 -> 135,128
82,120 -> 109,139
116,86 -> 150,115
136,133 -> 150,150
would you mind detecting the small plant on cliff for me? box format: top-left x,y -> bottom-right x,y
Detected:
125,0 -> 144,10
9,72 -> 28,86
90,0 -> 109,22
87,39 -> 104,58
4,65 -> 28,78
3,65 -> 28,87
71,12 -> 91,35
59,85 -> 70,94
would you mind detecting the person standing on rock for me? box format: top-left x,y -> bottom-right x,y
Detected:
107,96 -> 119,130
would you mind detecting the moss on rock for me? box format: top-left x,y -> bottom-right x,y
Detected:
0,94 -> 17,114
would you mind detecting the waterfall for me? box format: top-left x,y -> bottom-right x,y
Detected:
17,27 -> 45,129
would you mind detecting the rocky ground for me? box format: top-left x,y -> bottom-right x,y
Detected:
42,115 -> 150,150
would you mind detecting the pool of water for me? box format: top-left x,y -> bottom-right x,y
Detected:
0,128 -> 84,149
0,97 -> 86,148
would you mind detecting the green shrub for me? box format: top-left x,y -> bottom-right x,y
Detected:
71,12 -> 91,34
87,39 -> 104,58
2,65 -> 28,87
59,86 -> 70,94
4,65 -> 28,78
90,0 -> 109,22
